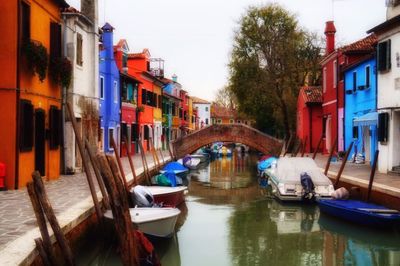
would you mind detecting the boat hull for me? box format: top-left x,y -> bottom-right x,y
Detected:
318,199 -> 400,228
148,186 -> 187,207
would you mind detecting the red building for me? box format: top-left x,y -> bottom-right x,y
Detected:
296,87 -> 323,153
179,89 -> 190,135
320,21 -> 375,153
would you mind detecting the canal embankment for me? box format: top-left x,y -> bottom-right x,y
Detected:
0,151 -> 171,266
312,153 -> 400,209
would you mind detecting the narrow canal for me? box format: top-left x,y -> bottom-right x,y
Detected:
77,153 -> 400,266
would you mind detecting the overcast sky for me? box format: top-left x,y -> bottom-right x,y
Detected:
66,0 -> 387,101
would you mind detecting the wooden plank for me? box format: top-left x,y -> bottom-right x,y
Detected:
84,139 -> 110,209
66,102 -> 102,220
32,171 -> 75,266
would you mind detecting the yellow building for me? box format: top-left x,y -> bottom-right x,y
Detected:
188,97 -> 194,131
0,0 -> 68,189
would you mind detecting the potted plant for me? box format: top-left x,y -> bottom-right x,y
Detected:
22,40 -> 48,82
49,57 -> 72,88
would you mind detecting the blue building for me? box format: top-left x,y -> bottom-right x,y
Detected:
99,23 -> 120,153
344,55 -> 377,165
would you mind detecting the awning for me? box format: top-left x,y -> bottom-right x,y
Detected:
353,112 -> 378,127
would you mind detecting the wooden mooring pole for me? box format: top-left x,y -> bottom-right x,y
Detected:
138,140 -> 151,184
312,134 -> 324,160
367,150 -> 379,202
110,136 -> 129,193
122,135 -> 138,186
96,154 -> 138,266
31,171 -> 76,266
293,139 -> 302,157
334,141 -> 354,187
324,137 -> 338,176
301,138 -> 308,157
283,134 -> 293,157
66,102 -> 102,220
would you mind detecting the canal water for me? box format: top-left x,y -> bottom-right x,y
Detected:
76,153 -> 400,266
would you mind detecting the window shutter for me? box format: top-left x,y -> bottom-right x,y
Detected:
378,112 -> 389,142
386,39 -> 391,70
19,100 -> 34,151
21,2 -> 30,42
49,106 -> 61,149
352,126 -> 358,139
142,89 -> 146,105
50,22 -> 61,59
76,33 -> 83,66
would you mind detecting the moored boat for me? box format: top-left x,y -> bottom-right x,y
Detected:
146,186 -> 187,207
265,157 -> 334,202
104,207 -> 181,238
317,199 -> 400,228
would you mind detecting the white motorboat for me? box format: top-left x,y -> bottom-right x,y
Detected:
265,157 -> 334,202
104,207 -> 181,238
177,157 -> 201,170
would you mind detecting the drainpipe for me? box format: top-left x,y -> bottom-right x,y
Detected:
336,54 -> 339,152
61,14 -> 68,174
15,1 -> 21,189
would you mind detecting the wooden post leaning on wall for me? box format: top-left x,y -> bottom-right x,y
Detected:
138,140 -> 151,184
27,181 -> 57,266
324,137 -> 338,176
334,141 -> 354,187
283,133 -> 293,157
84,139 -> 110,209
293,139 -> 302,157
366,150 -> 379,202
31,171 -> 76,266
66,102 -> 103,220
150,137 -> 161,171
312,134 -> 324,160
96,154 -> 138,266
110,136 -> 129,192
301,138 -> 308,157
168,141 -> 175,161
122,135 -> 138,186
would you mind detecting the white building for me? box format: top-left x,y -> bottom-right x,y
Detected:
192,96 -> 211,128
62,0 -> 99,173
368,0 -> 400,173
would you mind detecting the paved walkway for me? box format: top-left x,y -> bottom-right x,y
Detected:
311,153 -> 400,197
0,150 -> 170,265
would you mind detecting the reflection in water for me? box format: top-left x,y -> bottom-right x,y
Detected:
76,153 -> 400,266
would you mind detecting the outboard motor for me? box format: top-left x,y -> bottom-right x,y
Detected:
300,172 -> 315,201
132,185 -> 154,207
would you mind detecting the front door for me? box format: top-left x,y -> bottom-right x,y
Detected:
35,109 -> 46,176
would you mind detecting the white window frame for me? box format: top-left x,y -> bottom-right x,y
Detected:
100,76 -> 104,99
113,80 -> 118,103
100,127 -> 104,151
229,119 -> 234,124
108,127 -> 114,151
217,119 -> 222,124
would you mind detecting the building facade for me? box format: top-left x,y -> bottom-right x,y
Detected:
0,0 -> 69,189
99,23 -> 120,153
296,87 -> 323,153
368,2 -> 400,173
192,96 -> 211,128
62,2 -> 99,173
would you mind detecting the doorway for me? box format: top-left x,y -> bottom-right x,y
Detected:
35,109 -> 46,176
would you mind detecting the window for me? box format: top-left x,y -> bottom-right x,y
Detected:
100,76 -> 104,99
108,128 -> 114,150
323,67 -> 327,92
229,119 -> 234,124
205,106 -> 209,112
76,33 -> 83,66
333,60 -> 337,88
121,123 -> 128,142
217,119 -> 222,124
353,71 -> 357,92
352,126 -> 358,139
99,128 -> 104,151
122,54 -> 127,68
19,99 -> 34,151
142,89 -> 147,105
49,106 -> 61,149
237,120 -> 241,124
50,22 -> 61,60
21,2 -> 30,42
205,118 -> 209,125
378,112 -> 389,142
184,111 -> 188,121
113,80 -> 118,102
365,65 -> 370,88
378,40 -> 391,72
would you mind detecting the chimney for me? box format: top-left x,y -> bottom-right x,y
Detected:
324,21 -> 336,55
81,0 -> 98,25
101,23 -> 114,60
172,74 -> 177,82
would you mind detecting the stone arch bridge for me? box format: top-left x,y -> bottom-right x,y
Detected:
171,124 -> 283,158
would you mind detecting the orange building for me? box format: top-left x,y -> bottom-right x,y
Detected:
0,0 -> 68,189
210,104 -> 253,126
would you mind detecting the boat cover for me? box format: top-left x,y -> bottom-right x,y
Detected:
162,162 -> 188,173
257,157 -> 277,171
274,157 -> 332,186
